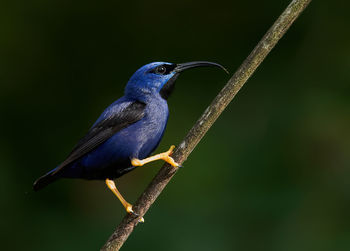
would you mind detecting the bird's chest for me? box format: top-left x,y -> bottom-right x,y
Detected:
144,102 -> 168,134
109,99 -> 168,159
133,101 -> 169,154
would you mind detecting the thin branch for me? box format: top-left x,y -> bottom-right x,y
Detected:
101,0 -> 312,250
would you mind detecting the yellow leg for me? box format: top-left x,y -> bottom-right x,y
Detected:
131,145 -> 180,167
105,179 -> 144,222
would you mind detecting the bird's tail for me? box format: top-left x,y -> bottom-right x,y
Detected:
33,169 -> 60,191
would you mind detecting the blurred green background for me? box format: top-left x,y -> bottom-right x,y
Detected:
1,0 -> 349,250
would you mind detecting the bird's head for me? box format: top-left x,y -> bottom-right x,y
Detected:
125,61 -> 228,101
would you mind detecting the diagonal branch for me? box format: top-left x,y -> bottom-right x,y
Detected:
101,0 -> 312,250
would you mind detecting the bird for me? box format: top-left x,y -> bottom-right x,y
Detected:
33,61 -> 227,221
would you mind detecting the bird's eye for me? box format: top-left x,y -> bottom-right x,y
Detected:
155,65 -> 167,75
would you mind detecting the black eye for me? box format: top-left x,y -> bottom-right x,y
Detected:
149,64 -> 176,75
155,65 -> 167,75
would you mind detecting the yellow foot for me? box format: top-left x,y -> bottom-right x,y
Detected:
131,145 -> 180,167
105,178 -> 144,223
126,203 -> 144,223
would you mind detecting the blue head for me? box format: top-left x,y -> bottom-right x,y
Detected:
125,61 -> 228,101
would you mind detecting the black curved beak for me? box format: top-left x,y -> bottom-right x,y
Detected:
160,61 -> 228,100
174,61 -> 229,74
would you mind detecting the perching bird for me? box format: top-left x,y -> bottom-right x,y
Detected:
34,61 -> 227,220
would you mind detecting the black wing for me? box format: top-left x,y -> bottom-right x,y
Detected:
52,101 -> 146,175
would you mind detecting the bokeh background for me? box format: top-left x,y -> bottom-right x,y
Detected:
1,0 -> 349,250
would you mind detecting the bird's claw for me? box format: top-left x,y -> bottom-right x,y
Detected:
163,155 -> 180,168
163,146 -> 181,167
129,209 -> 139,217
131,211 -> 144,223
126,205 -> 144,223
126,204 -> 136,214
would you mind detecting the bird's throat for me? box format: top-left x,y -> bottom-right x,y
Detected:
159,73 -> 179,100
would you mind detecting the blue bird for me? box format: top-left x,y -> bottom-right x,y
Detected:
34,61 -> 227,219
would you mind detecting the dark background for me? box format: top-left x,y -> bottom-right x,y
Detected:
1,0 -> 349,250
